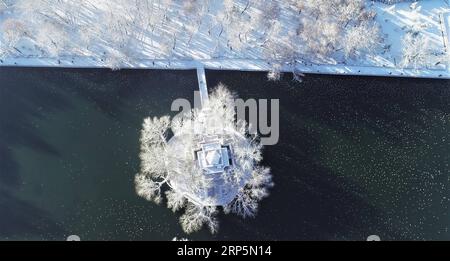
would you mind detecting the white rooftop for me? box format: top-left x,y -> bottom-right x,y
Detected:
197,139 -> 231,174
205,150 -> 222,166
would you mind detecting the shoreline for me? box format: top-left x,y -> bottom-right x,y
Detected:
1,57 -> 449,80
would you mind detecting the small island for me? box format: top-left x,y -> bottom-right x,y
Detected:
135,85 -> 273,233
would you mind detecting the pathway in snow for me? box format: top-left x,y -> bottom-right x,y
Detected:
2,56 -> 449,79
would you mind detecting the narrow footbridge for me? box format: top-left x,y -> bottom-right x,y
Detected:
196,65 -> 209,107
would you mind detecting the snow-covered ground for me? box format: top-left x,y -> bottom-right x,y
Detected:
0,0 -> 449,79
373,1 -> 448,68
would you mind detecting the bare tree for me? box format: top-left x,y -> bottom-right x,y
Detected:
295,0 -> 382,62
224,165 -> 272,218
135,116 -> 171,203
139,116 -> 170,175
1,18 -> 28,55
135,173 -> 163,204
267,63 -> 282,81
35,22 -> 71,57
180,203 -> 218,234
166,190 -> 187,212
343,22 -> 381,59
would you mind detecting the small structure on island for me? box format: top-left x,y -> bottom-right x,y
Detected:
135,83 -> 273,234
168,132 -> 249,207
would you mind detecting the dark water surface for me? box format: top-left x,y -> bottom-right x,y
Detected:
0,67 -> 448,240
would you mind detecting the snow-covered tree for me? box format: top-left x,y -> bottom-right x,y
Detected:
34,22 -> 70,57
224,166 -> 272,218
221,0 -> 247,52
135,173 -> 163,204
0,18 -> 27,54
135,116 -> 171,204
343,22 -> 381,59
180,203 -> 218,234
257,0 -> 280,33
166,190 -> 186,212
400,32 -> 430,69
295,0 -> 381,61
267,64 -> 282,81
139,116 -> 170,177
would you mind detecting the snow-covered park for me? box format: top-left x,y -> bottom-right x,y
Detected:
0,0 -> 449,79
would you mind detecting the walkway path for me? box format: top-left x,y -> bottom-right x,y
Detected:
1,57 -> 449,79
196,65 -> 209,106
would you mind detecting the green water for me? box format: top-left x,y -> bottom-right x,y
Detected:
0,67 -> 448,240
